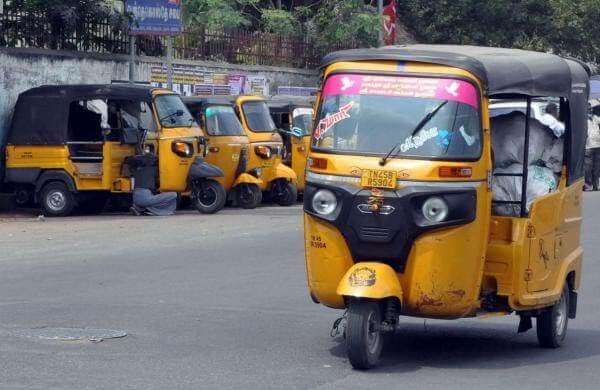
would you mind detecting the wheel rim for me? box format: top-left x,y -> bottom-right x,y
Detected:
198,187 -> 217,207
47,190 -> 66,211
365,310 -> 381,355
555,293 -> 567,337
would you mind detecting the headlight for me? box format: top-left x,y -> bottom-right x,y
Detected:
312,189 -> 337,216
172,141 -> 194,157
422,197 -> 448,223
255,145 -> 272,159
249,168 -> 262,178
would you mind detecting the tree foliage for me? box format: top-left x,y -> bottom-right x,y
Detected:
181,0 -> 381,48
397,0 -> 600,64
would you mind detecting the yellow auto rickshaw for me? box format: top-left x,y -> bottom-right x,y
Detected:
184,96 -> 264,209
304,45 -> 589,369
231,95 -> 298,206
3,84 -> 225,216
268,96 -> 315,194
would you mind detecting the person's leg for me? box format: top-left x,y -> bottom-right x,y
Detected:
584,151 -> 593,191
593,148 -> 600,191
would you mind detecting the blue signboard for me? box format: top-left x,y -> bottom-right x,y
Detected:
127,0 -> 182,36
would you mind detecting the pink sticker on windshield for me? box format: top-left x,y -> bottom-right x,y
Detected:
322,74 -> 479,108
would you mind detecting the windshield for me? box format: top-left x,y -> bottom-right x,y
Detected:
292,108 -> 314,136
205,105 -> 245,136
313,74 -> 482,160
154,94 -> 198,128
242,101 -> 277,132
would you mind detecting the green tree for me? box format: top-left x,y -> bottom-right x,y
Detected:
183,0 -> 252,30
310,0 -> 382,48
397,0 -> 600,65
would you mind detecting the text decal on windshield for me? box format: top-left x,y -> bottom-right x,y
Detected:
322,74 -> 479,109
314,101 -> 354,140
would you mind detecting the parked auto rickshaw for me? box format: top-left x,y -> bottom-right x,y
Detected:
231,95 -> 298,206
183,96 -> 263,209
267,96 -> 314,194
3,84 -> 225,216
304,45 -> 589,369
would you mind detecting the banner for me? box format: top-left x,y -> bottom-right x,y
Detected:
149,65 -> 270,96
127,0 -> 182,36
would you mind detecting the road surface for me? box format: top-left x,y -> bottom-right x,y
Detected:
1,198 -> 599,389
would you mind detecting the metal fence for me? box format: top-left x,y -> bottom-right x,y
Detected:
0,6 -> 355,68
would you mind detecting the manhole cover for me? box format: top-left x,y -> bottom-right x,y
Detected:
13,327 -> 127,342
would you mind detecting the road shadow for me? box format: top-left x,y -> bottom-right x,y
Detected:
329,321 -> 600,373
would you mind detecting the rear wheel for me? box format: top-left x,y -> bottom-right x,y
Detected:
39,181 -> 75,217
236,184 -> 262,209
346,299 -> 384,370
537,284 -> 569,348
275,181 -> 297,207
193,180 -> 226,214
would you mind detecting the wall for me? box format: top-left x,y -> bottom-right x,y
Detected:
0,47 -> 319,165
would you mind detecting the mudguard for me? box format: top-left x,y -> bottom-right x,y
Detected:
188,157 -> 224,179
233,173 -> 263,187
35,170 -> 76,193
336,262 -> 403,305
272,163 -> 298,184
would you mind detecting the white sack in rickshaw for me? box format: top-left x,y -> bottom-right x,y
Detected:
492,164 -> 559,216
491,112 -> 556,168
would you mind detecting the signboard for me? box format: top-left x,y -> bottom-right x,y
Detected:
127,0 -> 182,36
149,65 -> 270,96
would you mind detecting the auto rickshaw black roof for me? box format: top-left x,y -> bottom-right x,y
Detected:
182,96 -> 237,107
322,44 -> 590,186
8,84 -> 173,146
266,96 -> 315,112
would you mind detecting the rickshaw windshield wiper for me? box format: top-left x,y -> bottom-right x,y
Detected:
159,110 -> 184,124
379,100 -> 449,166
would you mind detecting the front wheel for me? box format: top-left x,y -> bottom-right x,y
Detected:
274,181 -> 297,207
192,180 -> 226,214
537,284 -> 570,348
235,183 -> 262,209
346,299 -> 384,370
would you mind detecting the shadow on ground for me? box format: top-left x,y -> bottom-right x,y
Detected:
329,321 -> 600,373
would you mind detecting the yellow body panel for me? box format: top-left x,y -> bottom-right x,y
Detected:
203,135 -> 248,190
290,135 -> 310,191
304,59 -> 583,318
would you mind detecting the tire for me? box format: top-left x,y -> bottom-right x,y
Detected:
275,181 -> 298,207
77,193 -> 108,215
39,181 -> 75,217
235,183 -> 262,209
537,283 -> 570,348
346,299 -> 384,370
193,180 -> 226,214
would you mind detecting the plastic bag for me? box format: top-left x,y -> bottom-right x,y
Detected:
491,112 -> 556,168
541,139 -> 564,173
492,164 -> 558,216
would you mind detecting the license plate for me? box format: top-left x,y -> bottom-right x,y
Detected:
262,160 -> 274,168
360,169 -> 397,189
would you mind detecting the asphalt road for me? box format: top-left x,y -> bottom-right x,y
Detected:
0,197 -> 600,390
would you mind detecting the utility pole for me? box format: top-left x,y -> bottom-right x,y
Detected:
378,0 -> 384,47
129,36 -> 136,82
